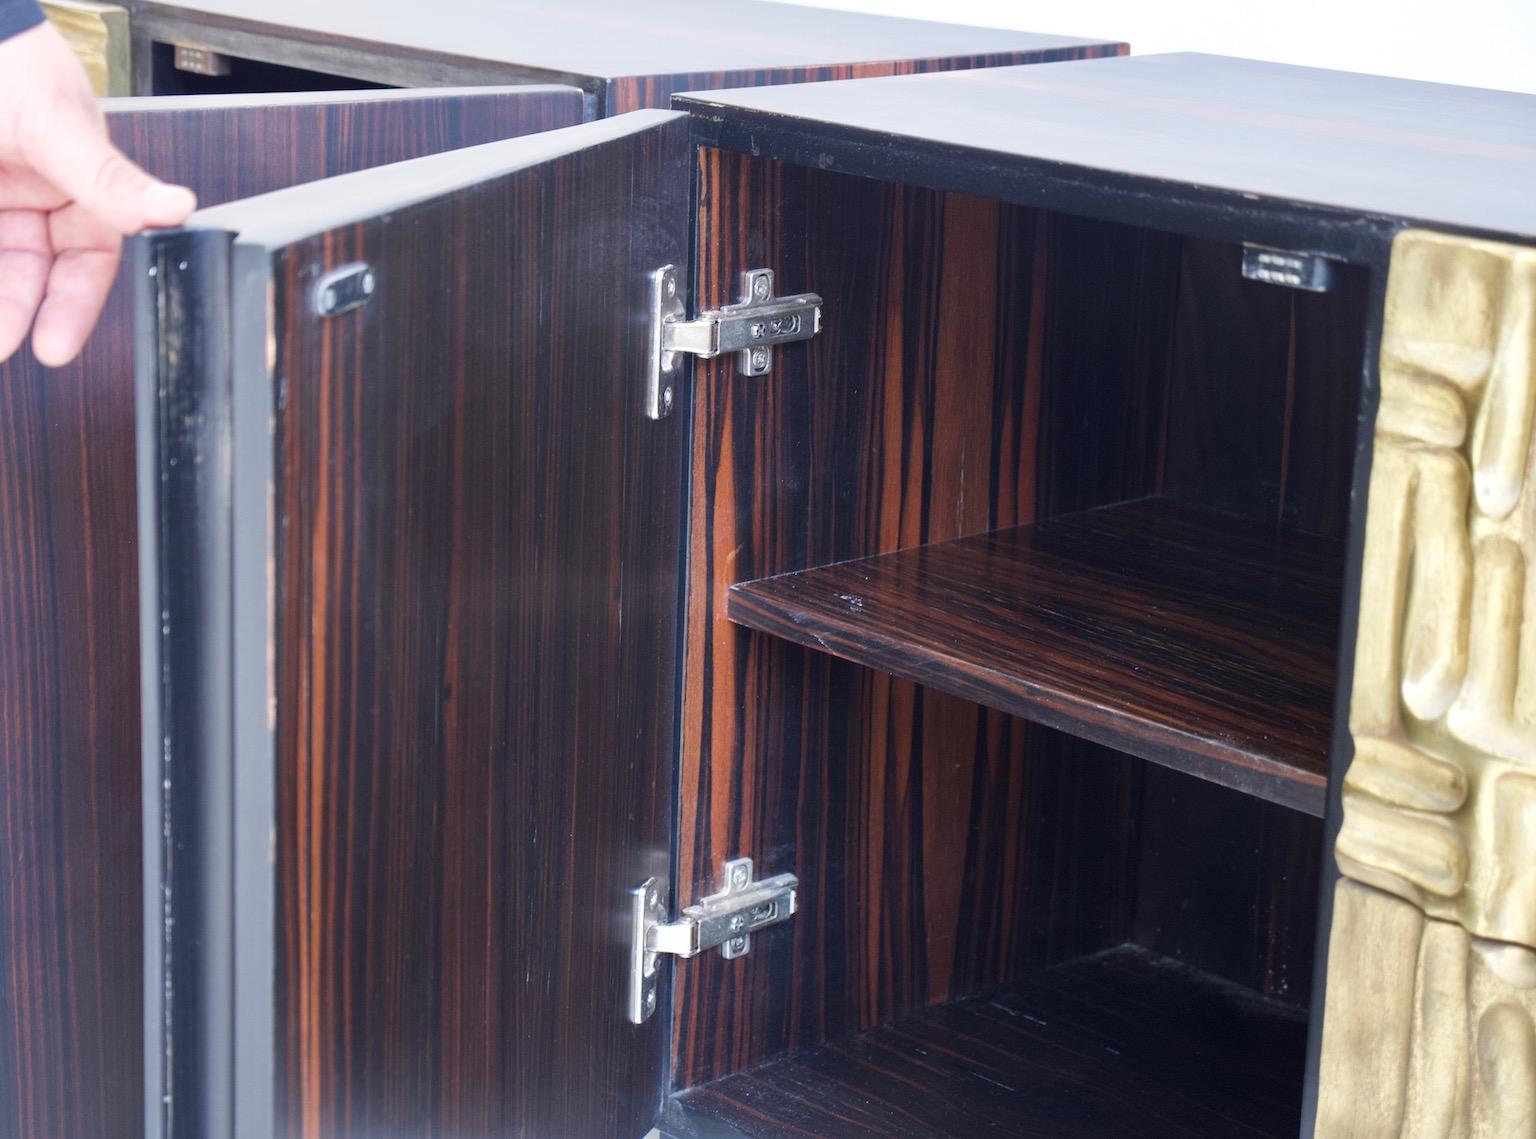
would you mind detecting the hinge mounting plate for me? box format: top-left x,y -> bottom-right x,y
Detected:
627,857 -> 798,1024
646,266 -> 823,420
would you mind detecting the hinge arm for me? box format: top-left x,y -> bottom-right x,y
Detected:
647,266 -> 824,420
660,288 -> 823,363
627,858 -> 798,1023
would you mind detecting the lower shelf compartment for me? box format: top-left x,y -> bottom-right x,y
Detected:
665,945 -> 1308,1139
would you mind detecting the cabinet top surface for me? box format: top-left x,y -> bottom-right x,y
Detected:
678,53 -> 1536,247
136,0 -> 1114,81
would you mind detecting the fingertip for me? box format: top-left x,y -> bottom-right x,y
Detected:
29,323 -> 85,368
54,145 -> 197,234
31,247 -> 118,368
140,183 -> 198,228
100,182 -> 198,235
30,299 -> 91,366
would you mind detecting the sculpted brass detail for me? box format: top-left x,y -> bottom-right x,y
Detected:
1318,230 -> 1536,1137
1319,882 -> 1536,1137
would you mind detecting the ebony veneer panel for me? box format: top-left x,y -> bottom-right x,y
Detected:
727,499 -> 1342,815
669,945 -> 1309,1138
675,152 -> 1182,1086
244,117 -> 691,1138
0,87 -> 578,1139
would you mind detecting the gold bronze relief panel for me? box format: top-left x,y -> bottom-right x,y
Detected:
1319,229 -> 1536,1137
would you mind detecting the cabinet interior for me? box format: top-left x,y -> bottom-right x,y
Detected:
145,41 -> 390,95
671,148 -> 1371,1135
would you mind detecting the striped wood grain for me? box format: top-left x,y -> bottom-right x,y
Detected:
260,118 -> 690,1139
674,150 -> 1182,1086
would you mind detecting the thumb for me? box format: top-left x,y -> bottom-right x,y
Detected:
29,106 -> 195,234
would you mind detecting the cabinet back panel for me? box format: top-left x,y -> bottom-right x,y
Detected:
0,89 -> 578,1139
1134,768 -> 1323,1006
675,152 -> 1181,1085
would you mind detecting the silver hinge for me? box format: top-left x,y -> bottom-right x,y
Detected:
627,857 -> 798,1024
646,266 -> 823,419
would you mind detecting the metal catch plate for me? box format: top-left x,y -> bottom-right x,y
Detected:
314,263 -> 377,317
628,858 -> 799,1024
173,44 -> 233,76
1241,245 -> 1335,292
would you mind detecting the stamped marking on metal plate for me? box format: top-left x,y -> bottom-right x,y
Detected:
1241,245 -> 1335,293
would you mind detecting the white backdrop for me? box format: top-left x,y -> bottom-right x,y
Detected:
777,0 -> 1536,95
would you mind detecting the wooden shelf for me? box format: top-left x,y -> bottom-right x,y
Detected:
669,945 -> 1309,1138
726,498 -> 1342,815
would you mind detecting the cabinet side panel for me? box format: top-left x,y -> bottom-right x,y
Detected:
674,152 -> 1181,1086
605,41 -> 1124,115
0,89 -> 577,1139
267,120 -> 690,1139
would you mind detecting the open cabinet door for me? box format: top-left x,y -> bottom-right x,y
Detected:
0,85 -> 578,1139
136,110 -> 692,1139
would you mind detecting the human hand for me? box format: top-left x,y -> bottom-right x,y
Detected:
0,22 -> 195,366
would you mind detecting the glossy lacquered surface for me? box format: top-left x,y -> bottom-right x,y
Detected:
671,945 -> 1309,1138
0,87 -> 578,1139
728,499 -> 1342,816
679,53 -> 1536,257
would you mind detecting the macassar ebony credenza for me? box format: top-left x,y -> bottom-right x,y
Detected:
19,45 -> 1536,1139
133,51 -> 1536,1139
0,17 -> 1126,1139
